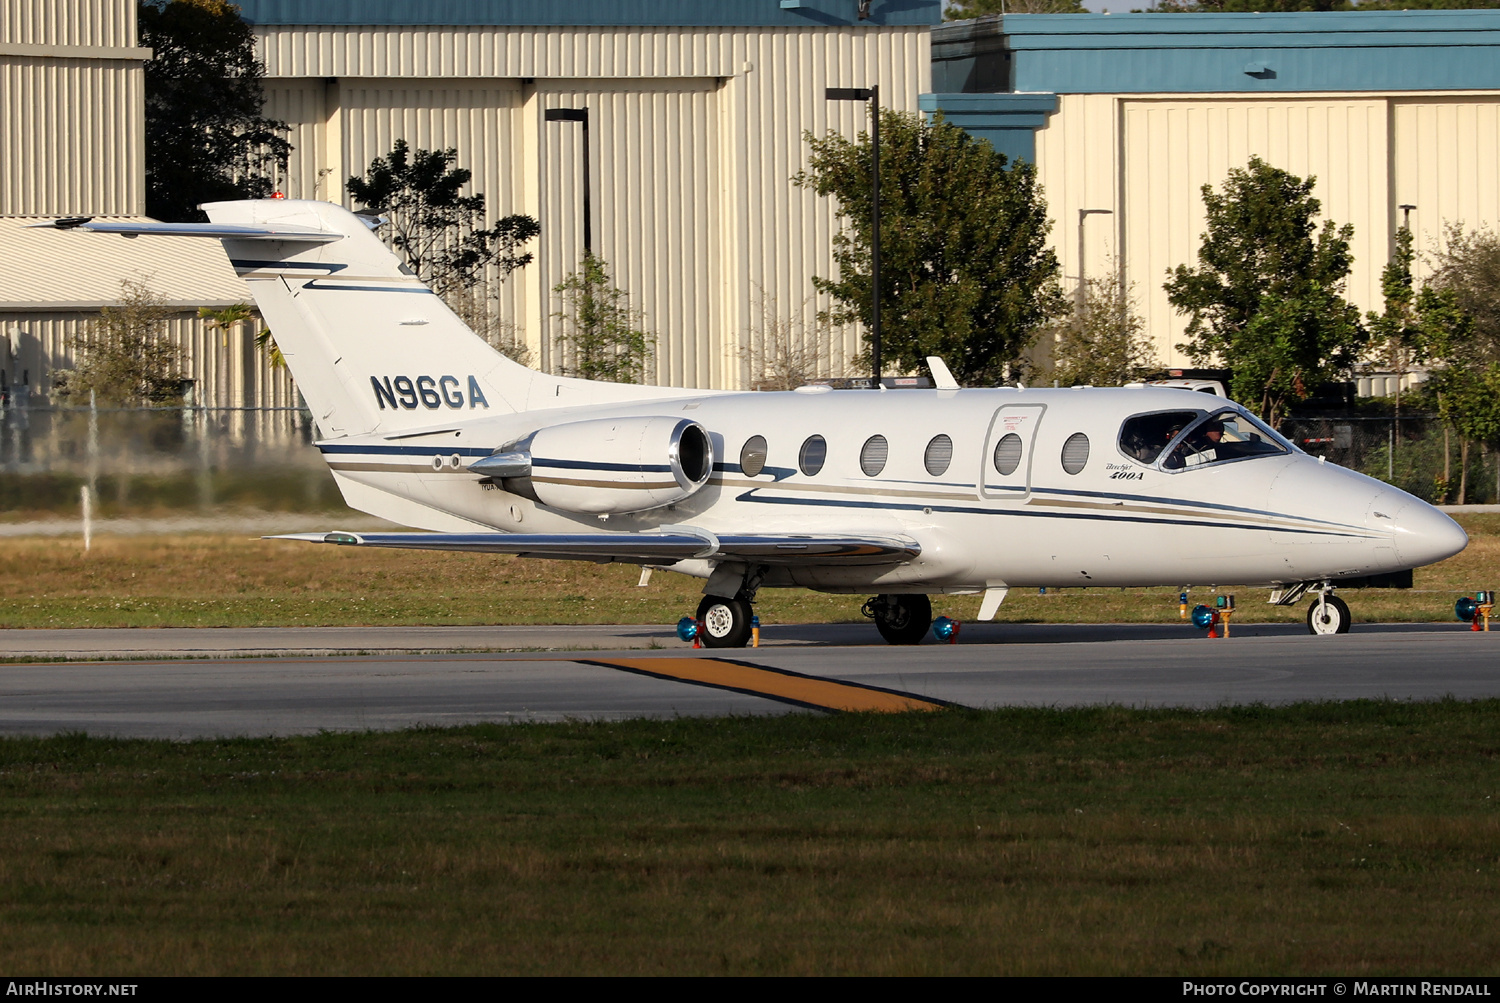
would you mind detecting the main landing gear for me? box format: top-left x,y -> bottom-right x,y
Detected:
862,593 -> 933,645
695,595 -> 754,648
684,582 -> 937,649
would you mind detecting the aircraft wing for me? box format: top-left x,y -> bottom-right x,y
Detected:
270,530 -> 920,566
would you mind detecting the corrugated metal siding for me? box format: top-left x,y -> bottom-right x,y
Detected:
259,26 -> 739,78
1393,97 -> 1500,280
538,80 -> 719,387
1035,95 -> 1388,370
1122,97 -> 1388,369
0,54 -> 142,215
1033,93 -> 1122,310
264,78 -> 331,201
2,0 -> 134,48
258,25 -> 930,390
1035,90 -> 1500,372
5,311 -> 298,408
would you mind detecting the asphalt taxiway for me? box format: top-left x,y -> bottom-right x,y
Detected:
0,622 -> 1495,738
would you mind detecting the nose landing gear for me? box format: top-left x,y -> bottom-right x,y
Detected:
1306,589 -> 1351,635
862,593 -> 933,645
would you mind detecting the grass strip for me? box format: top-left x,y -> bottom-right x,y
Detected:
4,514 -> 1500,629
0,701 -> 1497,975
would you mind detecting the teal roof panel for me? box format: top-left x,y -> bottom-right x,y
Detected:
1002,11 -> 1500,93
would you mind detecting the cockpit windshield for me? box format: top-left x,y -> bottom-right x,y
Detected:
1118,410 -> 1203,465
1160,408 -> 1289,470
1119,407 -> 1291,470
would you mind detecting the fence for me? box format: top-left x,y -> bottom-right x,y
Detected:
0,403 -> 344,517
1282,414 -> 1496,505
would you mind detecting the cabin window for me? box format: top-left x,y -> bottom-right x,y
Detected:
860,435 -> 888,477
1061,433 -> 1090,475
1161,408 -> 1289,472
924,434 -> 953,476
1118,410 -> 1204,465
993,433 -> 1023,476
990,431 -> 1026,476
799,435 -> 827,476
740,435 -> 768,477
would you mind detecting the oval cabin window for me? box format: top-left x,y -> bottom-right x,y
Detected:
740,435 -> 767,477
799,435 -> 827,476
924,434 -> 953,476
860,435 -> 888,477
993,433 -> 1023,476
1061,432 -> 1090,475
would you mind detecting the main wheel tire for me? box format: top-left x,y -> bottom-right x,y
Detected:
1306,593 -> 1351,635
695,595 -> 753,648
872,593 -> 933,645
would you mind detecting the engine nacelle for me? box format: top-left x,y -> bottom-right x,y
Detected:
510,416 -> 713,515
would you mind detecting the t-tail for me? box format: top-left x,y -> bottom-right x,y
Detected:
197,200 -> 706,438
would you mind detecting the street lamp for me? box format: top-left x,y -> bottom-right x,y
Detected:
1076,208 -> 1113,312
1399,203 -> 1416,230
826,85 -> 881,385
545,107 -> 591,256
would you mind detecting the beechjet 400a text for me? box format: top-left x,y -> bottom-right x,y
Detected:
37,200 -> 1468,646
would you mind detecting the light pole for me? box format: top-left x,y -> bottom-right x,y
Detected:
1076,208 -> 1113,312
545,107 -> 591,256
826,85 -> 881,385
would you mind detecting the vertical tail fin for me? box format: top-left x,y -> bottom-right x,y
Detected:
204,200 -> 528,437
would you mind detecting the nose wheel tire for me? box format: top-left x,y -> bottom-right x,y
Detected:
1306,594 -> 1351,635
695,596 -> 753,648
867,593 -> 933,645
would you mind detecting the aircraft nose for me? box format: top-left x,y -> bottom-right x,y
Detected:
1390,499 -> 1468,568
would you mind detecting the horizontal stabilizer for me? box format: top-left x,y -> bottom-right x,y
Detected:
27,218 -> 343,243
269,530 -> 921,566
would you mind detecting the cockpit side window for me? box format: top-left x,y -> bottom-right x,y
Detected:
1161,408 -> 1289,471
1118,411 -> 1204,465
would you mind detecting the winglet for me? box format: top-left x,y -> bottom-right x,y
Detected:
926,356 -> 959,390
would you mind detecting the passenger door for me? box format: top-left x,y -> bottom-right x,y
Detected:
980,403 -> 1046,502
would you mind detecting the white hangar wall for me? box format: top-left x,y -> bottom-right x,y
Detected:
254,24 -> 933,390
0,0 -> 147,216
1033,90 -> 1500,370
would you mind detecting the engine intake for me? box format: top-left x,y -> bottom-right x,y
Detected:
474,416 -> 714,515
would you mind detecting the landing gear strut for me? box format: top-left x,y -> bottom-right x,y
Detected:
695,595 -> 754,648
1306,588 -> 1351,635
863,593 -> 933,645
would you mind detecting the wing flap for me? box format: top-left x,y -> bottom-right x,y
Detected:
269,530 -> 920,566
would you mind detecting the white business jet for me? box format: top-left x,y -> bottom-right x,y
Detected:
37,200 -> 1468,646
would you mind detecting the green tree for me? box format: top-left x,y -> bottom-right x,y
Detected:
794,110 -> 1065,386
347,140 -> 539,296
1412,224 -> 1500,502
946,0 -> 1086,17
1045,275 -> 1155,387
1164,156 -> 1366,426
552,253 -> 653,384
52,281 -> 185,406
139,0 -> 292,222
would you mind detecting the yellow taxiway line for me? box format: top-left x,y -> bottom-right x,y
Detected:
577,656 -> 955,713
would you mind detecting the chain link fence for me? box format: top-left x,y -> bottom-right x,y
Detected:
1282,414 -> 1496,505
0,403 -> 344,519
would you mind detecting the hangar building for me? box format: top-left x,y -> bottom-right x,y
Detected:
240,0 -> 939,390
927,11 -> 1500,380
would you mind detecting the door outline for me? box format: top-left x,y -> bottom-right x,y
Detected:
980,403 -> 1047,502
